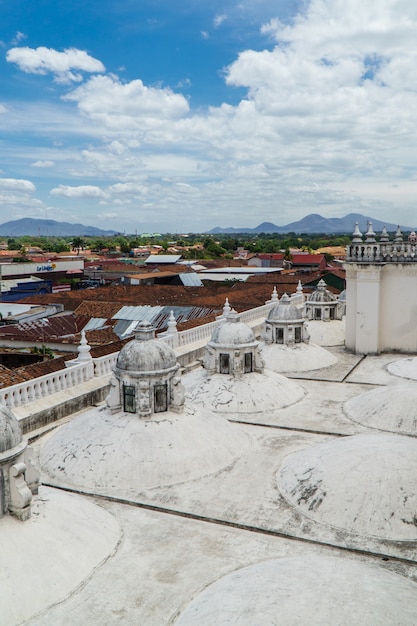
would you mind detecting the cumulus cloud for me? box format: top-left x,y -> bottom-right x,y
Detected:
63,75 -> 190,132
50,184 -> 107,198
0,178 -> 36,192
6,46 -> 105,84
5,1 -> 417,230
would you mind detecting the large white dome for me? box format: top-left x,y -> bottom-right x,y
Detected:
344,384 -> 417,436
174,556 -> 417,626
261,343 -> 337,373
40,403 -> 251,494
184,369 -> 305,414
278,433 -> 417,541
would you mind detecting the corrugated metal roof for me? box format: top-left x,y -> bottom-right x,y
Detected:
145,254 -> 182,264
83,317 -> 108,331
112,305 -> 164,321
111,305 -> 218,338
179,273 -> 204,287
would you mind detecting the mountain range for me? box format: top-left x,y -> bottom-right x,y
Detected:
207,213 -> 414,234
0,218 -> 117,237
0,213 -> 413,237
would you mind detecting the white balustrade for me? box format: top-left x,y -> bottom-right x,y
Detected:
0,303 -> 273,410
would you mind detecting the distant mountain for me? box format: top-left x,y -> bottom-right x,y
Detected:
0,218 -> 118,237
207,213 -> 415,235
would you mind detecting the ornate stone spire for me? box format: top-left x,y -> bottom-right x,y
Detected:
365,221 -> 376,243
379,226 -> 389,242
394,225 -> 403,242
77,330 -> 92,362
352,222 -> 363,243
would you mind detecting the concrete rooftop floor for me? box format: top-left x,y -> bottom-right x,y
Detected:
14,347 -> 417,624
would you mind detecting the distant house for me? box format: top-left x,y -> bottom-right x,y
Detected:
248,253 -> 284,268
286,253 -> 327,272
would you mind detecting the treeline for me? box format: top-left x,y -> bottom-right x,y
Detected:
5,232 -> 352,260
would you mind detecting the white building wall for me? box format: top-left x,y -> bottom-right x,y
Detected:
345,262 -> 417,354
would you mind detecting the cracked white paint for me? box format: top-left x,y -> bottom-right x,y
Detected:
40,403 -> 251,493
184,368 -> 305,414
278,433 -> 417,541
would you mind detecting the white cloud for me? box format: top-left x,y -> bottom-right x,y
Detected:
5,1 -> 417,230
201,31 -> 209,39
50,184 -> 107,198
6,46 -> 105,84
0,178 -> 36,192
64,75 -> 189,131
31,160 -> 55,168
214,14 -> 227,27
11,31 -> 26,46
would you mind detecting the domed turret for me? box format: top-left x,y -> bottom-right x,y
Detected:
264,293 -> 308,345
203,310 -> 264,376
185,308 -> 305,415
107,321 -> 182,417
304,279 -> 343,321
116,321 -> 177,374
41,318 -> 251,493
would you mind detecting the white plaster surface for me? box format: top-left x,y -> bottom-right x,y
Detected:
344,383 -> 417,436
7,337 -> 417,625
261,342 -> 337,372
388,356 -> 417,381
306,319 -> 345,346
0,486 -> 120,626
174,556 -> 417,626
25,504 -> 417,626
40,403 -> 251,493
278,433 -> 417,541
184,368 -> 305,414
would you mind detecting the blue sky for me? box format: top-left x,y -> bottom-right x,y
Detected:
1,0 -> 417,233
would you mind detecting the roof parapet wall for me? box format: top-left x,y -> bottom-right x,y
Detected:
346,222 -> 417,263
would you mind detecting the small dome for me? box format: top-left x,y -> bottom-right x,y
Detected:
174,556 -> 417,626
0,404 -> 22,453
210,311 -> 256,347
117,321 -> 177,373
267,294 -> 303,322
278,433 -> 417,541
344,385 -> 417,436
308,280 -> 336,303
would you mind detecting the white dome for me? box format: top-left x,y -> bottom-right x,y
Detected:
387,357 -> 417,381
307,280 -> 336,303
184,368 -> 305,415
267,294 -> 303,322
0,487 -> 119,625
261,343 -> 337,372
278,433 -> 417,541
117,323 -> 177,373
209,312 -> 256,347
174,556 -> 417,626
40,403 -> 251,494
344,385 -> 417,436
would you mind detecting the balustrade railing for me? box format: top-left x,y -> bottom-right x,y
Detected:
0,361 -> 93,409
0,302 -> 275,410
346,242 -> 417,263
